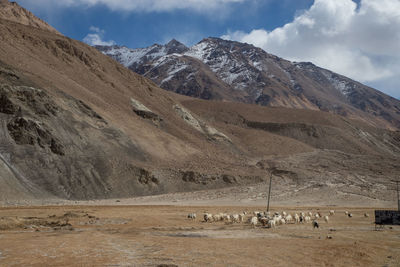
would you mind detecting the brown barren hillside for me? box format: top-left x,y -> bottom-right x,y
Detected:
0,0 -> 60,34
0,0 -> 399,202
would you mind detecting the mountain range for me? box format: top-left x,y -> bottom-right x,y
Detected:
0,0 -> 399,203
97,38 -> 400,130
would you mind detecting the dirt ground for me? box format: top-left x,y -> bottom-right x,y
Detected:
0,205 -> 399,267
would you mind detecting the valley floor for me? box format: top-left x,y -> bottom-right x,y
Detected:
0,204 -> 399,266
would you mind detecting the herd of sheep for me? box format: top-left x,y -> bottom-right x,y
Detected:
187,210 -> 370,229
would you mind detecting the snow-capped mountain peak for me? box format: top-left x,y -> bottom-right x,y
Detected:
96,38 -> 400,129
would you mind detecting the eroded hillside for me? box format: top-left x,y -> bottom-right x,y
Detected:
0,1 -> 399,202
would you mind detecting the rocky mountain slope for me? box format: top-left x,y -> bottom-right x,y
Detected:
97,38 -> 400,130
0,0 -> 60,34
0,0 -> 399,202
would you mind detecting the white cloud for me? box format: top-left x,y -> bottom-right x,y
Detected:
83,27 -> 115,46
18,0 -> 248,13
222,0 -> 400,98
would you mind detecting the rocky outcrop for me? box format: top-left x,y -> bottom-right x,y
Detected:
7,117 -> 65,155
131,97 -> 162,124
173,104 -> 231,142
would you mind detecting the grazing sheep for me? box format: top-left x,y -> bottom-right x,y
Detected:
254,211 -> 260,216
250,216 -> 258,227
204,213 -> 213,222
294,214 -> 300,223
285,214 -> 293,223
345,211 -> 349,215
348,213 -> 353,218
282,211 -> 287,217
232,214 -> 240,223
280,218 -> 286,225
329,210 -> 335,216
300,212 -> 305,217
224,214 -> 232,222
212,214 -> 221,222
267,219 -> 276,228
364,213 -> 369,218
305,216 -> 311,223
239,214 -> 245,223
308,212 -> 313,217
317,212 -> 322,218
312,220 -> 319,229
187,213 -> 196,220
315,213 -> 320,219
260,217 -> 269,226
273,216 -> 281,225
324,216 -> 329,223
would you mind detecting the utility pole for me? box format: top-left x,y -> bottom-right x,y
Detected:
266,168 -> 275,212
394,180 -> 400,212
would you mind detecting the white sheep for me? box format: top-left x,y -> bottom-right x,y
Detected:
203,213 -> 213,222
345,211 -> 349,215
280,218 -> 286,225
250,216 -> 258,227
329,210 -> 335,216
224,214 -> 232,222
315,213 -> 320,219
282,211 -> 287,217
285,214 -> 293,223
187,213 -> 196,220
305,216 -> 311,223
272,216 -> 281,225
294,213 -> 300,223
364,213 -> 369,218
232,214 -> 240,223
239,214 -> 245,223
324,215 -> 329,223
268,219 -> 276,228
212,214 -> 221,222
308,211 -> 313,217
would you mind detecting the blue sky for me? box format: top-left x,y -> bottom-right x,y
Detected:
17,0 -> 399,99
20,0 -> 315,48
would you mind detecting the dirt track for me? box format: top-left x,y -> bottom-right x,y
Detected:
0,205 -> 399,266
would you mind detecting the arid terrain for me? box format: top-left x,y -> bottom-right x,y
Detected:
0,201 -> 399,266
0,1 -> 399,266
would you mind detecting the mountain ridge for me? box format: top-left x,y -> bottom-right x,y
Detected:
97,37 -> 400,130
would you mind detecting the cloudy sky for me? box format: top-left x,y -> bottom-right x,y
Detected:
17,0 -> 399,99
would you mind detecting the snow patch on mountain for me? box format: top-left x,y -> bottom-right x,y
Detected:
160,62 -> 189,85
101,45 -> 167,67
184,41 -> 215,61
321,70 -> 353,97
